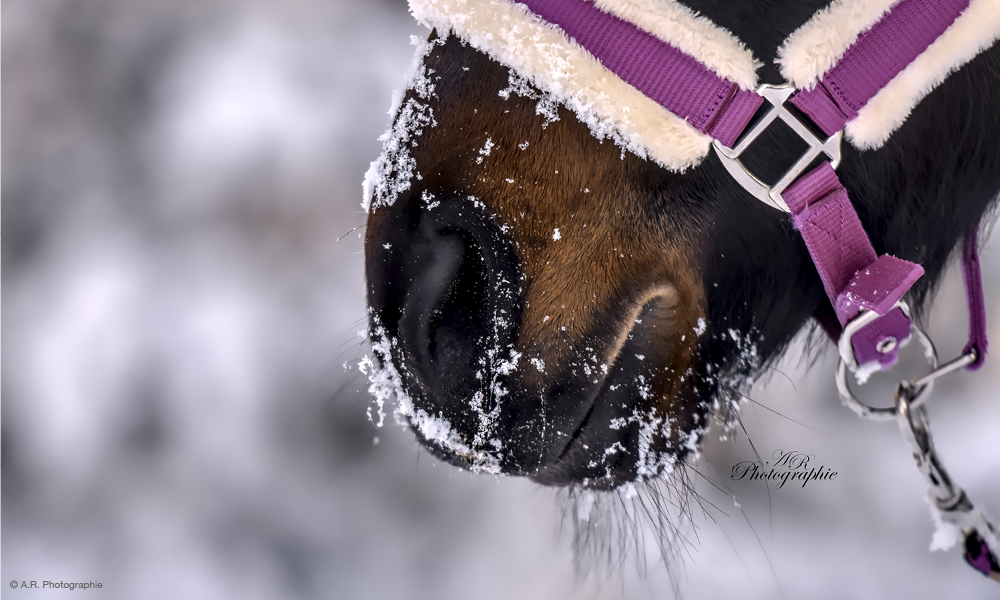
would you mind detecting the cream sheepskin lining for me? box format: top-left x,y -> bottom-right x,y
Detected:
408,0 -> 757,172
777,0 -> 899,90
410,0 -> 998,162
779,0 -> 1000,149
846,0 -> 1000,149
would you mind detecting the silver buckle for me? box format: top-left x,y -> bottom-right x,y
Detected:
836,305 -> 931,421
837,301 -> 912,371
712,84 -> 843,213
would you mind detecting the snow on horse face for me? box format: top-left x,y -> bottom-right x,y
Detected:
364,1 -> 1000,490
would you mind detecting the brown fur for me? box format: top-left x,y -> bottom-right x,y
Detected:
368,35 -> 705,434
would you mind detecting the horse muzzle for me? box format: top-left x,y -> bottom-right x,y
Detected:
366,193 -> 707,489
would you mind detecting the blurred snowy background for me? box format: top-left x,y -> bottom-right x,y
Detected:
3,1 -> 999,598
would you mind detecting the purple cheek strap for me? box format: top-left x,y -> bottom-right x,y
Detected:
783,162 -> 924,371
786,161 -> 989,375
781,0 -> 979,374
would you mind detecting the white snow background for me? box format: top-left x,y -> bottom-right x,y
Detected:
3,1 -> 999,598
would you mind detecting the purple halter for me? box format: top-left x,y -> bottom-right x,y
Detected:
520,0 -> 985,373
517,0 -> 994,581
519,0 -> 764,146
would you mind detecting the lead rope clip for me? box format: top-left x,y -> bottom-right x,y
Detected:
895,378 -> 1000,581
838,319 -> 998,581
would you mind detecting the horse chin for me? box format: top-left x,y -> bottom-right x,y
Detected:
526,289 -> 705,489
395,354 -> 705,491
373,280 -> 707,491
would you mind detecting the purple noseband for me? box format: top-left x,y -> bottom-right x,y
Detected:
517,0 -> 764,147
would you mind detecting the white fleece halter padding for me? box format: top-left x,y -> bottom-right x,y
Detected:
846,0 -> 1000,149
411,0 -> 999,162
777,0 -> 899,90
779,0 -> 1000,149
408,0 -> 757,172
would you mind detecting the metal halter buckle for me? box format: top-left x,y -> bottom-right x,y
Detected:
836,305 -> 932,421
712,84 -> 843,212
835,307 -> 981,422
837,301 -> 912,372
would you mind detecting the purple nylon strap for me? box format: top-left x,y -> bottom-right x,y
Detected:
784,163 -> 923,369
518,0 -> 763,147
779,0 -> 979,371
517,0 -> 985,374
962,225 -> 989,369
791,0 -> 970,135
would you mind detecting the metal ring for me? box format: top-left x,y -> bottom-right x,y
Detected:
836,323 -> 938,421
711,84 -> 843,214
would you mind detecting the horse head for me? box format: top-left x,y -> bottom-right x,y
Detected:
363,1 -> 1000,491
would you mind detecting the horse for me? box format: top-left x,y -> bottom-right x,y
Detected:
361,0 -> 1000,500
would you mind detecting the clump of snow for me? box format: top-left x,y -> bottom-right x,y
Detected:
852,358 -> 883,385
475,137 -> 494,164
602,402 -> 679,483
420,189 -> 440,210
495,348 -> 521,375
552,228 -> 561,241
925,497 -> 963,551
361,315 -> 505,474
694,317 -> 706,336
359,353 -> 386,427
362,36 -> 441,212
498,72 -> 560,126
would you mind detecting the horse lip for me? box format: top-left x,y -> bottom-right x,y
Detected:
530,284 -> 682,486
536,374 -> 606,472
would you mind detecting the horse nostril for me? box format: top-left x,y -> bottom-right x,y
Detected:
396,200 -> 521,400
399,230 -> 474,392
